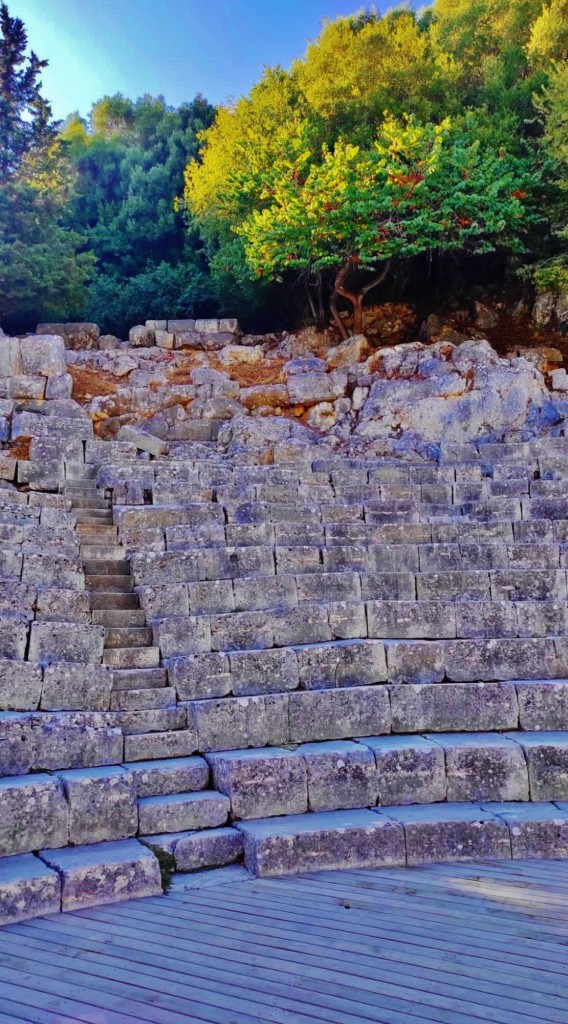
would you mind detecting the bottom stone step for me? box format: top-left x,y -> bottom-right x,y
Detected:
236,802 -> 568,877
138,790 -> 230,834
124,729 -> 198,762
0,853 -> 60,926
38,839 -> 162,914
142,826 -> 244,873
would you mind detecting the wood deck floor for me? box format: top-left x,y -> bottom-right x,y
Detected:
0,859 -> 567,1024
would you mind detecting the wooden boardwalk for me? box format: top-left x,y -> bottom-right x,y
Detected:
0,859 -> 567,1023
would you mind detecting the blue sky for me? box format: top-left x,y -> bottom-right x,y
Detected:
13,0 -> 410,120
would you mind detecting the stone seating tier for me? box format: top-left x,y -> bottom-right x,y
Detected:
3,443 -> 568,923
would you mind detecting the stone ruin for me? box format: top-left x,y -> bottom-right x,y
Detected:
2,320 -> 568,924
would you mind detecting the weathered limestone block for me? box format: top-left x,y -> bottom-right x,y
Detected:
511,732 -> 568,800
154,616 -> 211,658
516,680 -> 568,730
0,454 -> 17,482
287,370 -> 347,406
22,552 -> 83,590
129,325 -> 155,347
368,601 -> 456,640
65,323 -> 100,349
188,579 -> 235,614
390,682 -> 519,733
8,375 -> 46,399
271,605 -> 331,647
0,661 -> 42,711
0,853 -> 61,925
240,384 -> 289,410
0,550 -> 22,580
39,839 -> 162,911
295,639 -> 387,690
483,802 -> 568,859
20,334 -> 66,377
210,610 -> 273,652
138,791 -> 230,833
297,572 -> 361,605
208,747 -> 307,819
299,739 -> 378,812
124,728 -> 197,762
444,638 -> 558,682
27,711 -> 123,773
127,756 -> 209,798
188,694 -> 290,751
0,336 -> 23,375
45,373 -> 73,399
432,733 -> 529,801
516,601 -> 567,638
195,319 -> 220,333
0,617 -> 28,659
131,549 -> 203,585
385,804 -> 511,865
327,601 -> 367,640
233,575 -> 297,612
29,622 -> 105,664
237,809 -> 406,877
363,736 -> 446,806
137,583 -> 189,620
57,766 -> 137,845
385,640 -> 445,684
229,648 -> 299,696
0,773 -> 68,855
35,588 -> 91,624
40,664 -> 112,712
288,686 -> 391,743
455,602 -> 518,639
168,651 -> 231,701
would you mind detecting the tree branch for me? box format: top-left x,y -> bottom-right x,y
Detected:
360,259 -> 392,297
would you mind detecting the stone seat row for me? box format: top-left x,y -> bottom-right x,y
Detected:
127,542 -> 568,588
136,570 -> 568,622
150,599 -> 568,659
3,730 -> 568,864
4,677 -> 568,774
0,582 -> 92,623
0,618 -> 104,663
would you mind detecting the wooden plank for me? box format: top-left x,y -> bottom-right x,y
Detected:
0,996 -> 90,1024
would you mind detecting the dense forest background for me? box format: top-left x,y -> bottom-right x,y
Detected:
1,0 -> 568,337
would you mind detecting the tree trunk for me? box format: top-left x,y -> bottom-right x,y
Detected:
330,259 -> 391,338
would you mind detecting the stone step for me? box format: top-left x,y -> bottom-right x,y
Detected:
124,729 -> 199,762
38,839 -> 162,913
81,545 -> 125,561
184,679 -> 568,751
74,510 -> 113,523
93,608 -> 146,627
104,626 -> 153,649
84,558 -> 130,576
87,574 -> 134,592
63,484 -> 100,496
112,666 -> 167,690
116,706 -> 186,734
77,524 -> 118,540
91,591 -> 140,610
235,801 -> 568,876
141,826 -> 243,872
124,756 -> 209,797
64,462 -> 97,480
70,497 -> 110,510
103,646 -> 160,668
204,731 -> 568,821
110,687 -> 177,711
138,790 -> 230,835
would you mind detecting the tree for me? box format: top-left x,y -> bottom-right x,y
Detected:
0,3 -> 93,327
237,116 -> 542,336
0,2 -> 56,181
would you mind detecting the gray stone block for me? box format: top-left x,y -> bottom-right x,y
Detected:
137,584 -> 190,620
327,601 -> 367,640
126,756 -> 209,798
57,765 -> 137,845
188,694 -> 290,751
362,736 -> 446,806
390,682 -> 519,733
27,711 -> 123,773
298,739 -> 378,812
138,791 -> 229,834
385,640 -> 445,684
515,601 -> 567,637
124,728 -> 197,762
229,647 -> 299,696
0,660 -> 42,710
40,664 -> 112,711
143,826 -> 244,872
510,732 -> 568,801
189,579 -> 235,614
210,610 -> 273,652
445,638 -> 558,682
35,588 -> 91,624
155,616 -> 211,658
273,605 -> 331,646
237,809 -> 405,876
29,622 -> 104,664
288,686 -> 391,743
482,802 -> 568,859
0,617 -> 28,659
360,572 -> 416,601
491,569 -> 566,601
0,773 -> 68,856
0,549 -> 22,579
20,334 -> 66,376
429,733 -> 529,802
516,680 -> 568,730
367,601 -> 456,639
39,839 -> 162,911
208,747 -> 308,819
295,639 -> 387,690
384,803 -> 511,865
233,575 -> 297,612
168,652 -> 232,700
0,853 -> 61,925
455,602 -> 518,639
296,572 -> 361,604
